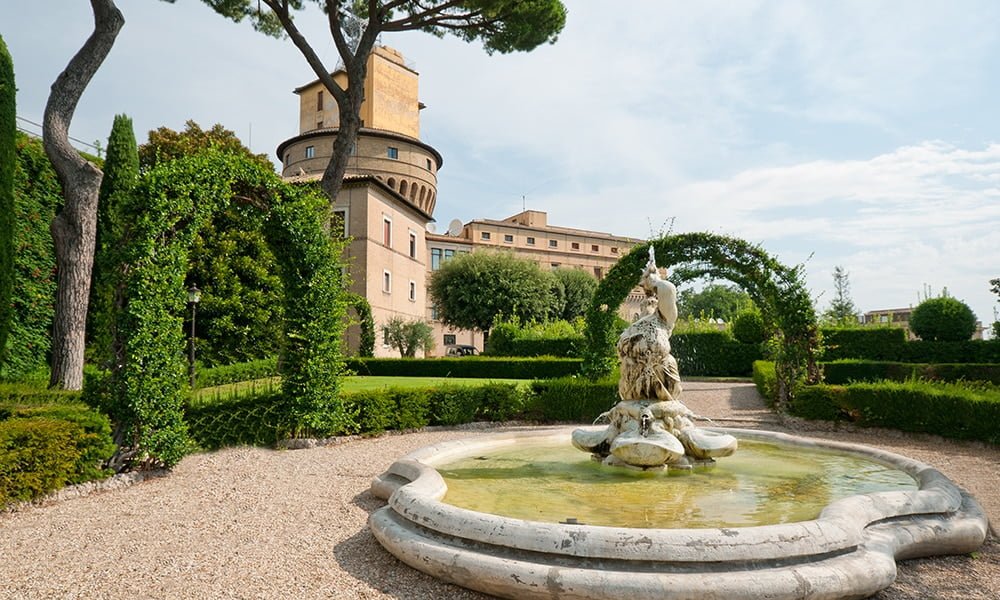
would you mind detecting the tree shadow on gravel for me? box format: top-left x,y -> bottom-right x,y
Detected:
332,489 -> 494,599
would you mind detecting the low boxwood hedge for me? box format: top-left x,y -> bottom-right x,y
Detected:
196,357 -> 279,389
524,377 -> 619,423
345,357 -> 581,379
824,360 -> 1000,385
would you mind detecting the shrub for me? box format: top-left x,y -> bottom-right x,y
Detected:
184,390 -> 286,450
909,297 -> 977,342
731,307 -> 767,344
672,332 -> 762,377
0,418 -> 80,506
823,360 -> 1000,385
821,327 -> 906,361
752,360 -> 777,405
788,384 -> 849,421
525,377 -> 618,422
195,357 -> 278,388
485,317 -> 585,357
345,357 -> 581,379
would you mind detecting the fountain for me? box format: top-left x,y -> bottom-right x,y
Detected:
369,250 -> 988,599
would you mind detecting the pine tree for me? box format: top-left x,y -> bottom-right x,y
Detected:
823,266 -> 858,326
0,35 -> 15,363
88,114 -> 138,367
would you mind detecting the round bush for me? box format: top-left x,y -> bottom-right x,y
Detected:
732,308 -> 767,344
908,297 -> 977,342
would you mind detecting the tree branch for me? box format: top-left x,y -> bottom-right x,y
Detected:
325,0 -> 353,69
262,0 -> 346,106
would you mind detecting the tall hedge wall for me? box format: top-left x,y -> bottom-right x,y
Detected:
0,36 -> 14,364
821,327 -> 1000,363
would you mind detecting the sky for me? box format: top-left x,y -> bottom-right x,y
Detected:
4,1 -> 999,333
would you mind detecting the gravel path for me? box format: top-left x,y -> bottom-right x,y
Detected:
1,382 -> 997,599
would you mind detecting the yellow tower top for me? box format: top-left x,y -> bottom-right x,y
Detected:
293,46 -> 422,139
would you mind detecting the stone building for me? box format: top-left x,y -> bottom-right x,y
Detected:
276,46 -> 640,357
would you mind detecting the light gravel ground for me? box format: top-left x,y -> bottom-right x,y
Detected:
1,382 -> 997,600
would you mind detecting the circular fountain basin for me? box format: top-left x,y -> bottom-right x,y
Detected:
369,427 -> 988,600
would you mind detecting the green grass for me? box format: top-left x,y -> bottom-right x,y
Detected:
191,375 -> 529,402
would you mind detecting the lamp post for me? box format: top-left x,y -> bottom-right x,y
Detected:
187,285 -> 201,388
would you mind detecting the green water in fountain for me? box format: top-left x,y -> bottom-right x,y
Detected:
437,439 -> 917,529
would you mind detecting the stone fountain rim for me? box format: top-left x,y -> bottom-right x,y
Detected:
372,426 -> 974,563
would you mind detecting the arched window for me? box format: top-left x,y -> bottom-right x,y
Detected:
410,185 -> 417,201
400,180 -> 408,197
418,186 -> 426,203
387,177 -> 396,189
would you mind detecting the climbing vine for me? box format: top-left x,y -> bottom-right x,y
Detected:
107,151 -> 348,469
348,293 -> 375,357
582,233 -> 820,408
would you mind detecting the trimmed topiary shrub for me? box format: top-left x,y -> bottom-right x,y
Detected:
525,377 -> 618,422
0,418 -> 80,506
823,360 -> 1000,385
821,327 -> 906,361
752,360 -> 778,405
345,357 -> 581,379
909,297 -> 977,342
672,332 -> 762,377
731,307 -> 767,345
195,357 -> 279,388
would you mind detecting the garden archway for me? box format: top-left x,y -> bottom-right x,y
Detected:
107,151 -> 348,469
582,233 -> 820,408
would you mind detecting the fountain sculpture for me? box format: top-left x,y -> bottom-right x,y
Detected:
368,246 -> 989,600
572,248 -> 737,469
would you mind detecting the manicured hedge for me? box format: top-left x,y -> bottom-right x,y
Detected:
195,357 -> 279,389
672,332 -> 762,377
184,390 -> 287,450
823,360 -> 1000,385
821,327 -> 906,361
752,360 -> 777,406
487,336 -> 583,358
821,327 -> 1000,363
524,377 -> 619,423
0,397 -> 115,507
345,357 -> 582,379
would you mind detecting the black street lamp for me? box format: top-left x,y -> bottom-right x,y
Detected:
187,285 -> 201,388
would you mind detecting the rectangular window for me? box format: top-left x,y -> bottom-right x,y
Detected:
409,281 -> 416,302
409,231 -> 417,259
332,209 -> 348,237
592,244 -> 599,252
611,247 -> 619,254
383,216 -> 392,247
382,270 -> 391,293
431,305 -> 439,320
305,146 -> 315,159
549,240 -> 558,248
317,90 -> 323,111
504,234 -> 514,243
444,249 -> 455,262
426,158 -> 433,170
594,266 -> 603,279
443,334 -> 457,346
431,248 -> 442,270
387,147 -> 399,159
526,237 -> 535,245
571,242 -> 580,250
481,231 -> 491,241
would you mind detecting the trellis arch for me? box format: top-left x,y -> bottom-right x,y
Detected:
106,150 -> 349,469
582,232 -> 820,408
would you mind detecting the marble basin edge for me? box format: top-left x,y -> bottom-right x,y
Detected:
368,426 -> 989,600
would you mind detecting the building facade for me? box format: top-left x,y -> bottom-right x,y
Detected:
276,46 -> 641,357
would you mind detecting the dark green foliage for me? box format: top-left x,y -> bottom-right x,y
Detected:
485,318 -> 583,357
348,293 -> 375,357
584,234 -> 820,410
184,390 -> 286,450
731,307 -> 767,344
88,114 -> 139,368
0,418 -> 79,506
822,360 -> 1000,385
429,251 -> 560,336
909,297 -> 977,342
0,134 -> 59,379
0,390 -> 115,506
897,340 -> 1000,363
196,357 -> 278,388
0,36 -> 14,363
752,360 -> 777,405
671,332 -> 762,377
821,327 -> 906,360
787,379 -> 1000,445
106,151 -> 347,469
345,357 -> 581,379
525,377 -> 618,422
677,283 -> 752,322
788,384 -> 849,421
141,121 -> 282,367
553,269 -> 597,321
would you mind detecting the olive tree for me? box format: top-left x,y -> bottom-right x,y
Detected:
383,315 -> 434,357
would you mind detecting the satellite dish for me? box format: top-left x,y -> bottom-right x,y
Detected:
425,223 -> 437,234
447,219 -> 463,237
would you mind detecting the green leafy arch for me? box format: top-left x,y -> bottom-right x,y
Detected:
582,232 -> 820,407
107,151 -> 348,469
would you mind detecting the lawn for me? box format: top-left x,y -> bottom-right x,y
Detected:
191,375 -> 529,401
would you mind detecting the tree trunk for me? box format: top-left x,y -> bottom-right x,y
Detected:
43,0 -> 124,389
319,42 -> 372,202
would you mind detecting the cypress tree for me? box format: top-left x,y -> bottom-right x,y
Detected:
0,36 -> 15,364
88,114 -> 138,367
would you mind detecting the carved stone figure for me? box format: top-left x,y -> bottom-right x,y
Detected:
572,247 -> 738,470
